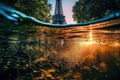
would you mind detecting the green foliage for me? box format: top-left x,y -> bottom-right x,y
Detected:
73,0 -> 120,23
15,0 -> 51,22
1,0 -> 51,22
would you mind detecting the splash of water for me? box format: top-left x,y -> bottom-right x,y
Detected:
0,2 -> 120,28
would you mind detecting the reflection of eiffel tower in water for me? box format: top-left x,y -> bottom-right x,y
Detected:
52,0 -> 66,24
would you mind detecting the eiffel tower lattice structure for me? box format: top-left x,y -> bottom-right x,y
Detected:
52,0 -> 66,24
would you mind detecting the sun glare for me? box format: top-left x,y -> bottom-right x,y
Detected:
78,30 -> 96,46
90,30 -> 93,41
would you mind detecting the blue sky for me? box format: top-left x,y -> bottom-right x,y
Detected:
48,0 -> 78,24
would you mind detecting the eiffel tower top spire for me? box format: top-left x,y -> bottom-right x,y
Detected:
52,0 -> 66,24
54,0 -> 63,15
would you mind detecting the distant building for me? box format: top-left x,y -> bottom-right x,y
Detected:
52,0 -> 66,24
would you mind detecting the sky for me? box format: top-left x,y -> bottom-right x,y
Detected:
48,0 -> 78,24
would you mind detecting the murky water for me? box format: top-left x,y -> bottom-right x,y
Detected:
0,25 -> 120,80
0,3 -> 120,80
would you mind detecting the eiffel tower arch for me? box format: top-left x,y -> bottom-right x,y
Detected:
52,0 -> 67,24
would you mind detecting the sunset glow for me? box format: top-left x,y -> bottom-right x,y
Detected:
48,0 -> 78,24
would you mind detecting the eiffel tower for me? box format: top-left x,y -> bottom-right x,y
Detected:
52,0 -> 66,24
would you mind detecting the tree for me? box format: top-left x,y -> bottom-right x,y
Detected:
0,0 -> 51,22
72,0 -> 120,23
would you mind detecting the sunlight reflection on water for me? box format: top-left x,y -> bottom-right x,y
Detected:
0,3 -> 120,79
0,25 -> 120,80
57,26 -> 120,70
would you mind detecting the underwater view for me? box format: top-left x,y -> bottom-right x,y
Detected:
0,0 -> 120,80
